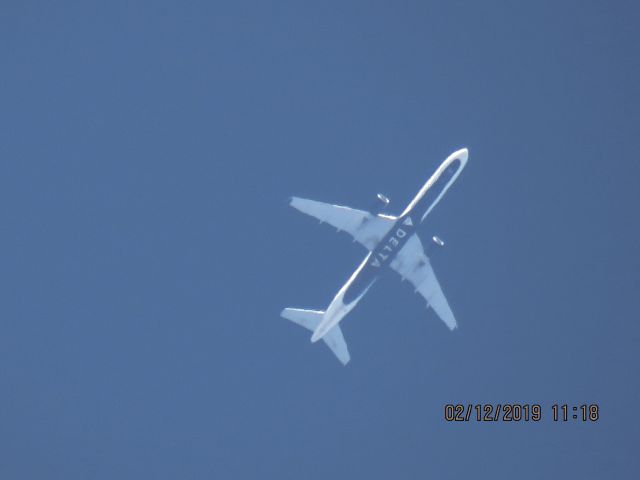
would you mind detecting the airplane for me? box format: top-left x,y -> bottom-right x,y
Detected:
281,148 -> 469,365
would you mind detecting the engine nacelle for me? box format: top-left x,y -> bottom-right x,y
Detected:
424,235 -> 445,256
370,193 -> 390,214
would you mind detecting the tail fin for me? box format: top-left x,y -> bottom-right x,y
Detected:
281,308 -> 350,365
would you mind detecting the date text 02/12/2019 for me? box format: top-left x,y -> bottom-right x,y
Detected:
444,404 -> 600,422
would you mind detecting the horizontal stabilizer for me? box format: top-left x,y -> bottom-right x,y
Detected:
281,308 -> 324,331
281,308 -> 350,365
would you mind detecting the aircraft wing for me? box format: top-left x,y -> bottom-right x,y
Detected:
390,234 -> 457,330
290,197 -> 396,250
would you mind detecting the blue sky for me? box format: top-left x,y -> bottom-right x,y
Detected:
1,1 -> 638,478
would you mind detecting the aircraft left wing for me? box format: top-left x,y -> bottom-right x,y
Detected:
290,197 -> 396,250
390,234 -> 457,330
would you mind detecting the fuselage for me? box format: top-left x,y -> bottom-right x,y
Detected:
310,148 -> 469,342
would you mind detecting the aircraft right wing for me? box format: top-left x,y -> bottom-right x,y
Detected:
290,197 -> 396,250
390,234 -> 457,330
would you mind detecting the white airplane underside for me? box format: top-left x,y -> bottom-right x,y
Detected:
281,148 -> 469,365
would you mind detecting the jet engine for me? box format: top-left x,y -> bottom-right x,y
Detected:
370,193 -> 390,214
424,235 -> 445,256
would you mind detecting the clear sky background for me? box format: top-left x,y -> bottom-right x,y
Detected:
1,1 -> 639,478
